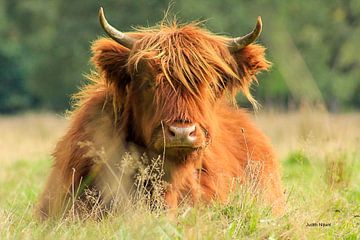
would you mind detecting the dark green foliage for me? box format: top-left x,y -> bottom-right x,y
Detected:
0,0 -> 359,112
0,52 -> 33,112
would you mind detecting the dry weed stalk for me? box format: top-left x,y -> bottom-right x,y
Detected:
63,140 -> 168,220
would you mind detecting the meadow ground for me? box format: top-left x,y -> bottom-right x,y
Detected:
0,110 -> 359,239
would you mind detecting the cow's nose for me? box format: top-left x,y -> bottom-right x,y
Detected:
168,125 -> 196,143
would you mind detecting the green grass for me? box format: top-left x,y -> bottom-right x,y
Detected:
0,112 -> 359,239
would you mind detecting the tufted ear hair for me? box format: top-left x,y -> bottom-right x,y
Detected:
230,44 -> 271,107
91,38 -> 131,98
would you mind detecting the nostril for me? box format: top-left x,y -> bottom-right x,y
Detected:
168,128 -> 176,137
189,127 -> 196,137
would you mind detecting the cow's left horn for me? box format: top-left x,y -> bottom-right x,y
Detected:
99,7 -> 135,49
228,16 -> 262,52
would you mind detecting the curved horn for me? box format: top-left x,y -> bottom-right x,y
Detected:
99,7 -> 135,49
228,16 -> 262,52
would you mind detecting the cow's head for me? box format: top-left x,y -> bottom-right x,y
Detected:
92,8 -> 270,160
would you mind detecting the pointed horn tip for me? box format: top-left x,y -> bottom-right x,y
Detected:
257,16 -> 262,24
99,7 -> 104,16
99,7 -> 104,25
256,16 -> 262,31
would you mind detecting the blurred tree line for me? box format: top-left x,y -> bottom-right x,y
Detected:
0,0 -> 359,113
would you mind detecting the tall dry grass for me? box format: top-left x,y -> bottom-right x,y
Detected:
254,109 -> 360,160
0,113 -> 67,165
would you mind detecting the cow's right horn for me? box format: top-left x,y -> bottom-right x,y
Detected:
99,7 -> 135,49
228,16 -> 262,52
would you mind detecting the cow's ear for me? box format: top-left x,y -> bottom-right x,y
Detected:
230,44 -> 271,106
91,38 -> 131,87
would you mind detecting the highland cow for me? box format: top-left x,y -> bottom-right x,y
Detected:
37,7 -> 285,219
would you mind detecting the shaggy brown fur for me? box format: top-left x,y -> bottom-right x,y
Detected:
37,21 -> 285,219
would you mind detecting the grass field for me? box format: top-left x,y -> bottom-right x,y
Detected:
0,110 -> 359,239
